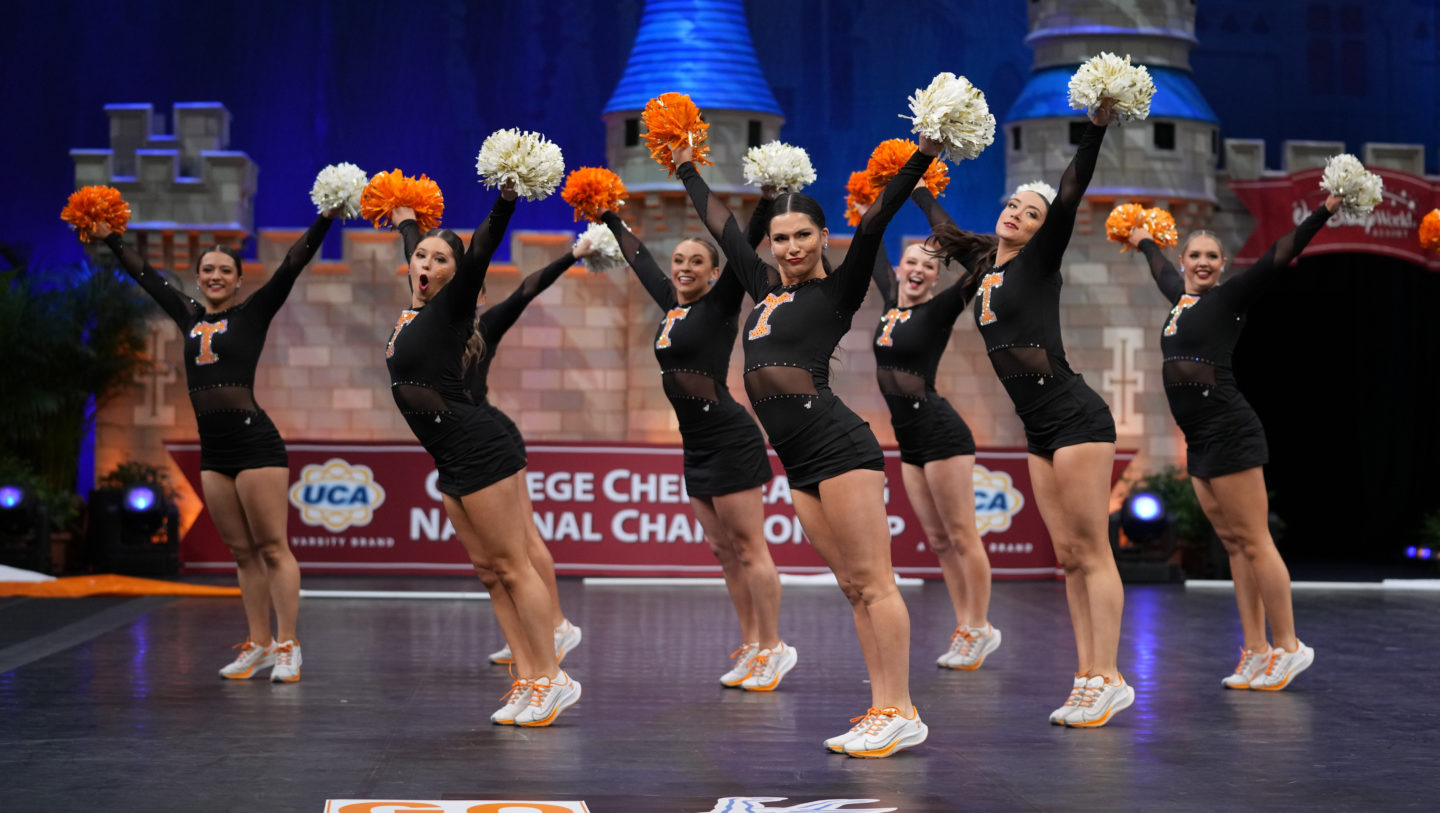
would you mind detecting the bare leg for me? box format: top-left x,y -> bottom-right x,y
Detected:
694,488 -> 781,648
905,457 -> 992,628
515,468 -> 566,628
474,563 -> 538,670
1192,476 -> 1270,652
232,467 -> 300,642
201,470 -> 271,645
691,495 -> 757,644
1196,468 -> 1298,651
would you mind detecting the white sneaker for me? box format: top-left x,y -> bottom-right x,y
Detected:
843,706 -> 928,758
1249,642 -> 1314,691
1065,675 -> 1135,728
824,708 -> 880,753
1221,648 -> 1271,690
218,640 -> 276,680
514,671 -> 582,727
490,679 -> 533,725
740,643 -> 797,691
1049,676 -> 1087,725
720,643 -> 759,688
488,643 -> 514,665
269,640 -> 302,683
943,624 -> 1002,671
554,620 -> 583,662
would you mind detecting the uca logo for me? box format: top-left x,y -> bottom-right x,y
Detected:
288,459 -> 387,532
972,464 -> 1025,535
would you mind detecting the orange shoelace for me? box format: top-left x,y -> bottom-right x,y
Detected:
1232,649 -> 1265,675
498,679 -> 531,705
863,707 -> 904,735
274,642 -> 296,666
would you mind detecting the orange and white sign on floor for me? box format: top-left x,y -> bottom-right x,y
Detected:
324,803 -> 590,813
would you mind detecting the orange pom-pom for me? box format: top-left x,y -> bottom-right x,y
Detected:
60,186 -> 131,242
844,170 -> 879,227
561,167 -> 628,223
1141,207 -> 1179,248
1420,209 -> 1440,253
865,139 -> 949,199
641,92 -> 713,177
360,169 -> 445,232
1105,203 -> 1145,248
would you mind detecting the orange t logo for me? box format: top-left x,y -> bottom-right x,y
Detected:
656,306 -> 689,349
189,320 -> 228,365
1164,295 -> 1200,336
387,310 -> 419,358
748,292 -> 795,340
977,272 -> 1004,326
876,308 -> 911,347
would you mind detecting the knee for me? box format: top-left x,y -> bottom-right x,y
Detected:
925,528 -> 956,557
840,570 -> 894,606
471,563 -> 501,589
486,555 -> 531,589
226,542 -> 259,566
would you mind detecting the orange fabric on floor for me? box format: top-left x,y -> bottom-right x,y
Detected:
0,574 -> 240,598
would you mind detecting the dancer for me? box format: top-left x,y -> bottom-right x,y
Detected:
927,99 -> 1132,727
1126,194 -> 1339,690
395,210 -> 587,669
384,185 -> 580,726
674,135 -> 938,757
599,198 -> 790,691
868,185 -> 997,670
96,205 -> 338,683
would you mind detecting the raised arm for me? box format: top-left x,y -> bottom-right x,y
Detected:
445,192 -> 517,320
394,206 -> 422,262
99,227 -> 197,327
1029,103 -> 1114,268
675,160 -> 777,300
1131,233 -> 1186,304
744,191 -> 775,249
1219,199 -> 1339,308
480,246 -> 582,341
601,210 -> 675,310
838,142 -> 939,312
245,212 -> 336,319
870,247 -> 898,307
910,186 -> 956,232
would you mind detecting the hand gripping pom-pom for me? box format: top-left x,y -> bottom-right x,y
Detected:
1320,154 -> 1384,216
576,221 -> 627,274
642,92 -> 712,177
1068,52 -> 1156,122
360,169 -> 445,232
1140,208 -> 1179,248
1420,209 -> 1440,253
844,170 -> 878,227
1105,203 -> 1145,250
742,141 -> 817,192
475,129 -> 565,202
310,162 -> 368,219
61,186 -> 131,242
561,167 -> 628,223
903,72 -> 996,163
866,139 -> 949,199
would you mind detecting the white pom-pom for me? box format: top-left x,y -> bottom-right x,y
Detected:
310,162 -> 368,219
1320,153 -> 1384,216
903,72 -> 996,163
1067,52 -> 1156,122
576,222 -> 627,273
475,129 -> 565,202
1013,181 -> 1056,205
742,141 -> 817,191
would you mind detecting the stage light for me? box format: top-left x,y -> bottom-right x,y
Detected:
1406,546 -> 1419,559
87,481 -> 178,577
123,484 -> 157,513
1422,548 -> 1435,561
0,485 -> 24,509
0,483 -> 51,573
1120,492 -> 1169,545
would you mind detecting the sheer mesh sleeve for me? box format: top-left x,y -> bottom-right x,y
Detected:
930,275 -> 972,320
871,249 -> 898,307
840,150 -> 934,312
911,187 -> 957,231
1219,205 -> 1335,309
745,195 -> 774,249
103,233 -> 197,328
480,250 -> 577,343
1028,122 -> 1106,272
1138,239 -> 1185,304
397,219 -> 421,263
445,196 -> 516,320
677,161 -> 778,299
603,210 -> 675,310
246,214 -> 333,320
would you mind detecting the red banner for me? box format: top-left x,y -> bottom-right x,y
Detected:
1229,168 -> 1439,269
165,440 -> 1133,580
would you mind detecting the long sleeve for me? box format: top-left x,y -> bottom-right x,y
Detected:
910,187 -> 957,232
744,195 -> 774,249
1218,205 -> 1335,309
445,196 -> 517,320
870,250 -> 897,307
1029,122 -> 1107,272
838,149 -> 934,313
1138,239 -> 1186,304
602,210 -> 676,310
245,214 -> 333,319
397,219 -> 421,262
677,161 -> 778,300
479,250 -> 578,342
103,232 -> 196,328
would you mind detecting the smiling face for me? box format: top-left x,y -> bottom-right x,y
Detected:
410,236 -> 457,307
994,191 -> 1048,248
1181,233 -> 1226,294
769,211 -> 828,281
671,239 -> 719,304
195,250 -> 241,310
895,243 -> 942,306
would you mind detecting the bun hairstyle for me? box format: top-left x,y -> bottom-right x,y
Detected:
195,244 -> 244,278
768,191 -> 833,273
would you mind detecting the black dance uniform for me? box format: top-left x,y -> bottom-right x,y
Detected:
600,205 -> 772,498
869,188 -> 977,466
1137,205 -> 1334,478
677,150 -> 933,489
386,199 -> 525,497
105,217 -> 332,476
956,123 -> 1115,455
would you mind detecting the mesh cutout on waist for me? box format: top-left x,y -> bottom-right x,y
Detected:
392,383 -> 451,414
663,371 -> 721,403
744,366 -> 818,401
1163,359 -> 1217,387
189,386 -> 259,414
877,368 -> 927,399
989,346 -> 1052,379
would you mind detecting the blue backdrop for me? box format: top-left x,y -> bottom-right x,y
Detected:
2,0 -> 1436,268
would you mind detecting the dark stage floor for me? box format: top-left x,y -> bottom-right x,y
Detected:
2,576 -> 1437,812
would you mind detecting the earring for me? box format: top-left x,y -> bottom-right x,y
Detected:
707,278 -> 715,286
823,241 -> 829,249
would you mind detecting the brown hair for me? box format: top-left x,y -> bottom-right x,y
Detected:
195,244 -> 244,278
926,224 -> 1000,301
674,237 -> 721,268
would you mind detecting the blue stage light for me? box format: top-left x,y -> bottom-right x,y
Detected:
1407,546 -> 1419,559
1421,548 -> 1434,561
123,485 -> 157,513
0,485 -> 22,509
1119,492 -> 1170,546
1129,493 -> 1163,522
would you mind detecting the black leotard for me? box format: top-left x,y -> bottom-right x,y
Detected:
105,216 -> 332,473
1138,205 -> 1334,477
677,149 -> 933,487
